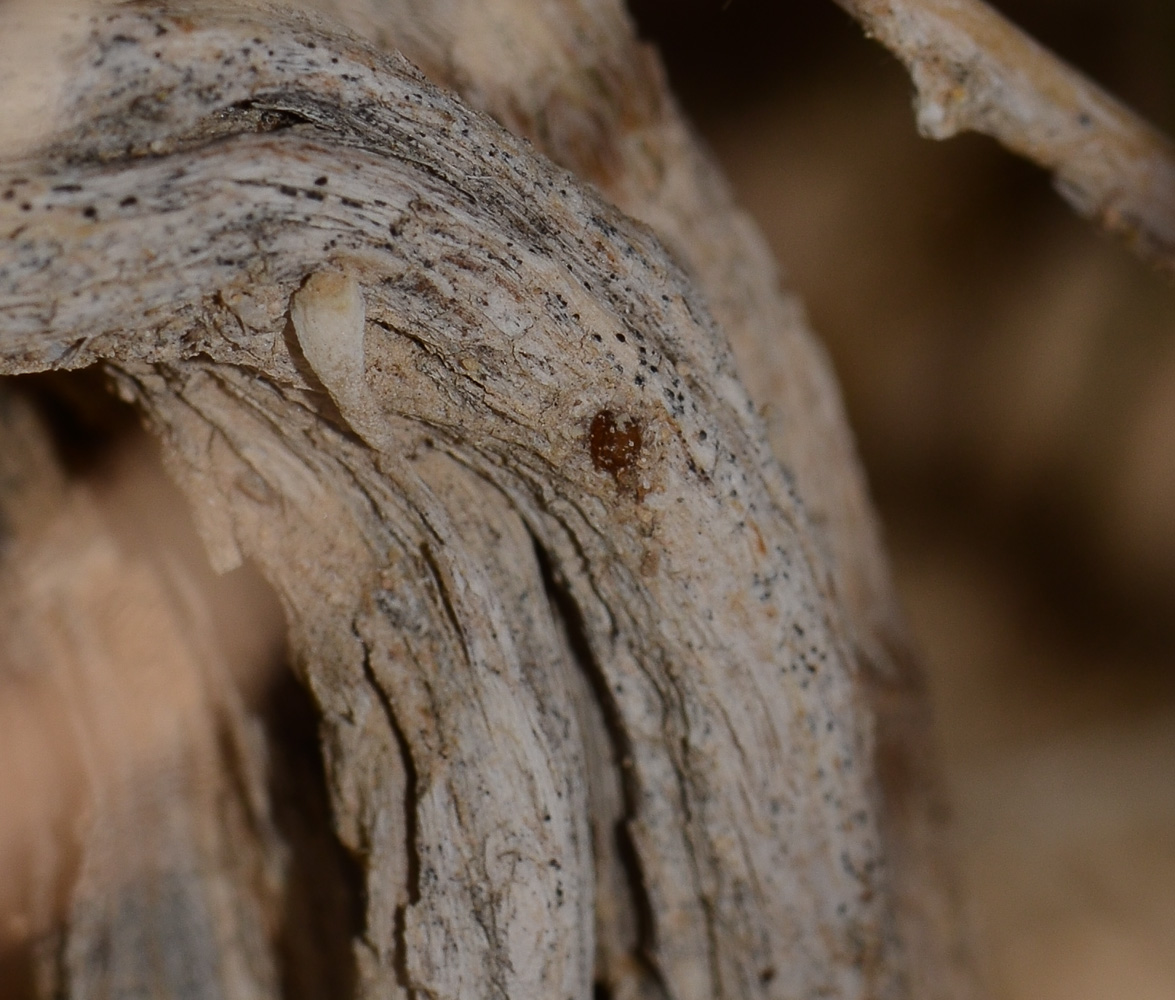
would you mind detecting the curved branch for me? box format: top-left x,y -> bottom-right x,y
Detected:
1,5 -> 913,998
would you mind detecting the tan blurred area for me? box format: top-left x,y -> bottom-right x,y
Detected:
0,380 -> 290,996
629,0 -> 1175,997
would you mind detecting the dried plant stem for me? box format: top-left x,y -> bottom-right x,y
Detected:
0,1 -> 985,997
834,0 -> 1175,274
0,5 -> 918,996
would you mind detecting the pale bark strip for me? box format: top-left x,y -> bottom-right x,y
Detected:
311,0 -> 905,713
288,7 -> 971,996
832,0 -> 1175,274
1,5 -> 904,997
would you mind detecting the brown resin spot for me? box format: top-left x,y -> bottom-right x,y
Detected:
589,409 -> 642,487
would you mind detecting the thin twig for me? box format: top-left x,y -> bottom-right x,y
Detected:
833,0 -> 1175,275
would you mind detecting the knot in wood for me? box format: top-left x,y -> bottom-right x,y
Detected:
588,409 -> 642,485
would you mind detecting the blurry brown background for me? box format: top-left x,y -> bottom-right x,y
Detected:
628,1 -> 1175,997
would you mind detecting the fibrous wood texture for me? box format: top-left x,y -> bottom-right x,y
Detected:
0,2 -> 974,998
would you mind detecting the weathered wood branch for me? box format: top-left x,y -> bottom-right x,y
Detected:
833,0 -> 1175,275
1,2 -> 976,998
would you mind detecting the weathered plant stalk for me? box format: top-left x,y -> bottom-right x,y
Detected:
834,0 -> 1175,275
0,1 -> 979,998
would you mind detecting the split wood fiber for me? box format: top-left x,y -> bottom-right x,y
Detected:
0,2 -> 977,998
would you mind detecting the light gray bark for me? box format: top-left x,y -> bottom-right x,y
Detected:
0,2 -> 975,998
832,0 -> 1175,275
